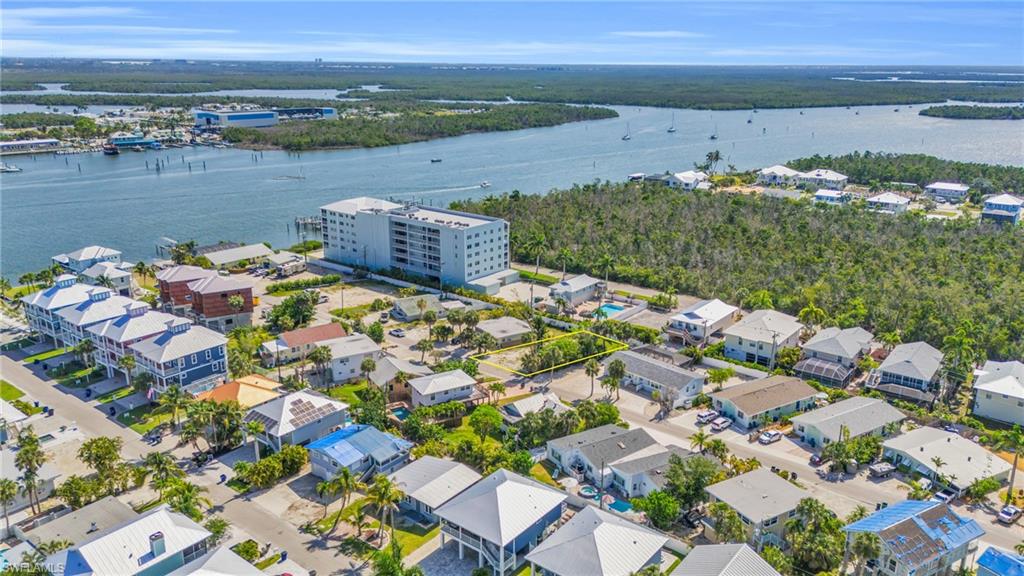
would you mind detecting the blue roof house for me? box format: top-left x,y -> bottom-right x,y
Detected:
842,500 -> 984,576
308,424 -> 412,481
978,547 -> 1024,576
129,318 -> 227,396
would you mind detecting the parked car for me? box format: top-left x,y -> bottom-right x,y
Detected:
997,505 -> 1021,525
711,417 -> 733,432
696,410 -> 718,425
388,328 -> 406,338
931,488 -> 957,503
758,430 -> 783,445
379,312 -> 390,322
810,453 -> 830,467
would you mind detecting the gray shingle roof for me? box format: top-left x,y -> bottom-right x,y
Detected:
711,376 -> 818,416
671,544 -> 781,576
705,468 -> 809,522
802,326 -> 873,360
389,456 -> 481,509
879,342 -> 943,382
547,424 -> 660,469
723,310 -> 803,343
477,316 -> 531,340
790,397 -> 905,441
604,349 -> 703,391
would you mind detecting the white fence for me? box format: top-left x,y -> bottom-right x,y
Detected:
699,357 -> 769,379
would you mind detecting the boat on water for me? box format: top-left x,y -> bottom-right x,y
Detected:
667,113 -> 677,133
0,162 -> 22,173
480,181 -> 491,188
102,143 -> 120,155
621,122 -> 631,141
709,124 -> 719,140
131,145 -> 145,152
430,158 -> 442,163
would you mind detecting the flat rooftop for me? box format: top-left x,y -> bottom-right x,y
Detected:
320,196 -> 499,229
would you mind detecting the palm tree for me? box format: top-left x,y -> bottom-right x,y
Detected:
0,276 -> 12,297
143,451 -> 183,499
330,467 -> 366,535
705,438 -> 729,461
596,253 -> 614,287
1016,540 -> 1024,555
522,230 -> 548,303
584,359 -> 600,398
372,538 -> 425,576
244,421 -> 264,461
851,532 -> 882,576
75,338 -> 96,368
133,261 -> 151,288
361,357 -> 377,382
705,150 -> 722,173
941,321 -> 979,384
708,502 -> 744,543
0,478 -> 17,533
118,354 -> 137,391
878,329 -> 902,352
159,385 -> 191,431
95,275 -> 116,289
316,479 -> 338,519
689,431 -> 710,453
166,480 -> 211,520
606,358 -> 625,401
557,248 -> 572,279
367,474 -> 403,540
798,300 -> 828,330
414,339 -> 432,363
18,272 -> 36,292
993,425 -> 1023,505
14,427 -> 47,515
343,505 -> 369,540
308,345 -> 333,385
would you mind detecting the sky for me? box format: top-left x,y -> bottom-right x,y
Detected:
1,1 -> 1022,66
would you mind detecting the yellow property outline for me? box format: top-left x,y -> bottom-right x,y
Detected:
469,329 -> 629,378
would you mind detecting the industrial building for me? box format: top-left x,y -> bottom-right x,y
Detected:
193,107 -> 337,129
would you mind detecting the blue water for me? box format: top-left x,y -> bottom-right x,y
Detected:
391,407 -> 412,421
608,499 -> 634,513
598,304 -> 625,316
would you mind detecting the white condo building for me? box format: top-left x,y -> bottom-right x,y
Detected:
321,197 -> 511,290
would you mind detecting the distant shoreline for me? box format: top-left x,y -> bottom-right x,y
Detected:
919,105 -> 1024,120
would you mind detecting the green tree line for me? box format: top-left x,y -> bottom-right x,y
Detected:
0,112 -> 79,129
919,105 -> 1024,120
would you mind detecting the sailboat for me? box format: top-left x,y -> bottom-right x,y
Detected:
709,124 -> 718,140
747,113 -> 753,124
622,122 -> 631,141
667,113 -> 677,133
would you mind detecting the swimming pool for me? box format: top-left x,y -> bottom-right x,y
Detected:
607,498 -> 633,513
597,303 -> 624,317
390,407 -> 412,421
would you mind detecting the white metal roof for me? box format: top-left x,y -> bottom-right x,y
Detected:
671,298 -> 737,326
81,261 -> 132,280
87,308 -> 179,344
20,277 -> 94,311
408,369 -> 476,396
868,192 -> 911,205
203,243 -> 274,266
389,456 -> 482,509
973,360 -> 1024,400
166,546 -> 264,576
926,181 -> 970,192
64,245 -> 122,262
244,390 -> 347,437
551,273 -> 602,293
434,469 -> 567,546
985,193 -> 1024,206
477,316 -> 532,339
802,169 -> 847,180
56,292 -> 139,328
670,544 -> 781,576
882,427 -> 1011,489
324,333 -> 381,359
155,265 -> 217,283
526,506 -> 667,576
723,309 -> 803,343
186,275 -> 252,294
705,468 -> 809,522
758,165 -> 801,178
129,322 -> 226,364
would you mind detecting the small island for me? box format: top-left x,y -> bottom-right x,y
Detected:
919,105 -> 1024,120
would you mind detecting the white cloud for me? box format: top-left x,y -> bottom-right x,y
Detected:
0,6 -> 142,18
2,20 -> 236,35
611,30 -> 706,39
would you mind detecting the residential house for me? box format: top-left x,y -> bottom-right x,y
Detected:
666,298 -> 738,342
128,319 -> 228,396
325,333 -> 382,384
44,505 -> 212,576
972,360 -> 1024,426
757,165 -> 802,187
790,397 -> 905,449
391,294 -> 446,322
87,302 -> 181,379
1,446 -> 59,513
977,547 -> 1024,576
981,193 -> 1024,225
20,275 -> 95,342
184,275 -> 254,332
842,500 -> 984,576
549,274 -> 604,308
20,496 -> 136,549
870,341 -> 944,405
244,390 -> 349,451
608,445 -> 701,499
202,243 -> 274,269
799,169 -> 848,190
603,348 -> 705,409
546,424 -> 660,489
435,469 -> 568,576
722,310 -> 803,367
669,543 -> 782,576
52,245 -> 122,274
259,323 -> 346,367
408,369 -> 481,407
814,189 -> 851,205
882,427 -> 1011,495
704,468 -> 810,551
476,316 -> 532,347
80,261 -> 135,296
166,546 -> 264,576
308,424 -> 412,480
55,287 -> 139,348
526,506 -> 667,576
711,375 -> 817,429
389,456 -> 482,523
925,181 -> 970,203
0,400 -> 29,444
368,356 -> 432,402
867,192 -> 911,214
794,326 -> 873,387
194,374 -> 282,409
156,265 -> 217,313
667,170 -> 710,191
266,250 -> 307,276
501,393 -> 569,427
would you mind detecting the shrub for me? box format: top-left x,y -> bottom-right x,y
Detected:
266,274 -> 341,294
233,540 -> 260,563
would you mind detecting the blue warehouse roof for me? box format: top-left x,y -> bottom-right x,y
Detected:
978,547 -> 1024,576
308,424 -> 411,468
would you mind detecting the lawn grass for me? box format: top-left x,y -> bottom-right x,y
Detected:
530,462 -> 559,488
54,365 -> 105,388
316,496 -> 370,535
95,386 -> 133,404
0,380 -> 25,401
3,285 -> 35,301
316,496 -> 439,558
226,477 -> 250,493
515,268 -> 559,285
255,553 -> 282,570
392,523 -> 439,555
325,381 -> 368,406
330,303 -> 375,321
117,404 -> 172,434
0,337 -> 35,352
497,393 -> 534,406
133,496 -> 166,513
665,551 -> 684,574
23,347 -> 69,364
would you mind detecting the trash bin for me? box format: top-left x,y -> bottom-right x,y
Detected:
279,551 -> 287,563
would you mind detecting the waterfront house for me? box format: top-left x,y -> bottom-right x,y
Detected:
981,193 -> 1023,224
757,165 -> 802,187
52,245 -> 122,274
308,424 -> 412,480
476,316 -> 532,347
128,318 -> 227,396
21,274 -> 97,343
194,374 -> 282,409
368,356 -> 432,402
55,287 -> 138,348
794,326 -> 873,387
867,192 -> 911,214
501,392 -> 568,427
710,375 -> 817,429
203,243 -> 274,269
972,360 -> 1024,426
390,456 -> 481,523
666,298 -> 738,342
603,348 -> 705,409
391,294 -> 446,322
814,189 -> 851,205
244,390 -> 348,451
435,468 -> 567,576
977,547 -> 1024,576
44,505 -> 212,576
408,369 -> 481,407
87,302 -> 181,379
799,169 -> 848,190
925,181 -> 970,203
790,396 -> 904,449
882,427 -> 1011,495
1,446 -> 59,513
722,310 -> 803,367
259,322 -> 347,367
526,506 -> 667,576
80,261 -> 135,296
704,468 -> 810,551
324,333 -> 382,384
666,170 -> 710,191
156,265 -> 217,313
184,274 -> 254,332
549,274 -> 604,308
546,424 -> 660,487
869,341 -> 944,405
842,500 -> 984,576
671,543 -> 782,576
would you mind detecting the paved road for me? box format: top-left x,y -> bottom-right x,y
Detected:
0,352 -> 364,576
